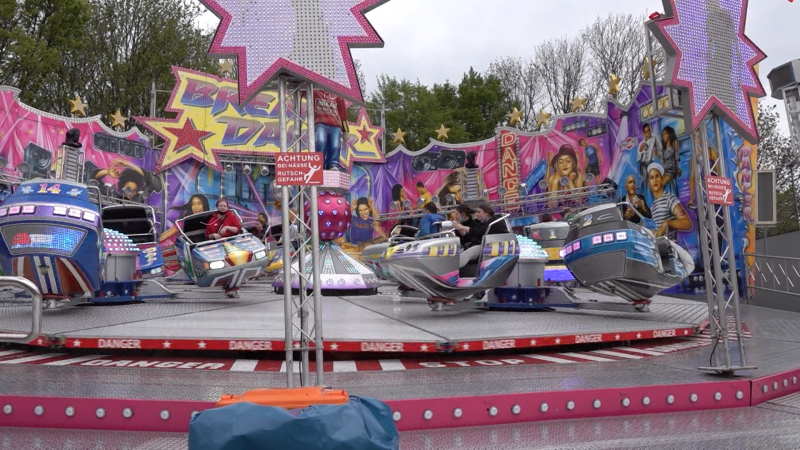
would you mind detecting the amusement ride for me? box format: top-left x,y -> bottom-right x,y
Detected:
1,0 -> 800,448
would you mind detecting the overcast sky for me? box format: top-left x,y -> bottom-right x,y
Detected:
197,0 -> 798,135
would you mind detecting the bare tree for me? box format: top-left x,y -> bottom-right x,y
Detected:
487,57 -> 545,131
581,13 -> 649,106
533,37 -> 594,115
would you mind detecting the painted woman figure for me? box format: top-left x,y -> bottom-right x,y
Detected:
349,197 -> 386,246
659,126 -> 681,196
546,145 -> 584,192
160,194 -> 210,243
90,158 -> 163,201
436,171 -> 464,206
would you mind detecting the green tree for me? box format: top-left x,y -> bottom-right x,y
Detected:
453,68 -> 510,141
756,102 -> 799,236
0,0 -> 218,129
0,0 -> 92,110
81,0 -> 218,129
367,69 -> 510,151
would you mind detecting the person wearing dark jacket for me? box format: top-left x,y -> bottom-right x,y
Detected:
455,204 -> 479,247
418,203 -> 445,237
453,203 -> 507,248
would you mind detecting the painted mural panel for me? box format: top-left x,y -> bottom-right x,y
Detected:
0,88 -> 162,207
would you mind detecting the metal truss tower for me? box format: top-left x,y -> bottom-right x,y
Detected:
644,23 -> 749,374
278,76 -> 324,387
693,114 -> 751,374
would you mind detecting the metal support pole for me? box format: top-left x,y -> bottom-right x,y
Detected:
691,128 -> 722,366
712,115 -> 748,365
306,86 -> 324,385
697,121 -> 732,369
279,77 -> 295,388
380,103 -> 386,154
293,88 -> 310,387
694,114 -> 753,374
150,80 -> 157,118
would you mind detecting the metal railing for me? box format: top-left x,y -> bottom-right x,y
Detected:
0,276 -> 43,343
376,184 -> 616,222
745,253 -> 800,299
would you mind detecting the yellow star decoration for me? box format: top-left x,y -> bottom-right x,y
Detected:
570,96 -> 587,113
218,60 -> 235,75
110,109 -> 127,128
435,124 -> 450,140
535,110 -> 552,130
391,128 -> 407,145
69,95 -> 88,117
642,57 -> 652,80
507,107 -> 524,126
607,74 -> 621,96
341,109 -> 386,169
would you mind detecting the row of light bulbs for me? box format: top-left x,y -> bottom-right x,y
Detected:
223,163 -> 271,176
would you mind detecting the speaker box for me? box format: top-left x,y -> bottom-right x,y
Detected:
756,170 -> 777,226
22,143 -> 52,178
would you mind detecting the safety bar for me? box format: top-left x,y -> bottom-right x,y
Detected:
616,201 -> 650,223
0,276 -> 42,343
484,214 -> 511,238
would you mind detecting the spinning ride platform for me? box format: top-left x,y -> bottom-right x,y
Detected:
1,298 -> 800,442
0,278 -> 709,354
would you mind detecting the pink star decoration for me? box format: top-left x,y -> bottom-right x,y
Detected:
199,0 -> 390,106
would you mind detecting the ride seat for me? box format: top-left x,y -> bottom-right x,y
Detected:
459,245 -> 482,268
186,230 -> 208,244
655,237 -> 672,258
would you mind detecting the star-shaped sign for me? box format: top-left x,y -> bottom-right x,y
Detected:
200,0 -> 391,106
163,118 -> 214,156
608,74 -> 621,96
535,110 -> 551,130
508,107 -> 523,126
648,0 -> 766,142
69,96 -> 88,116
391,128 -> 407,145
110,109 -> 127,128
570,96 -> 587,113
341,107 -> 385,170
435,124 -> 450,140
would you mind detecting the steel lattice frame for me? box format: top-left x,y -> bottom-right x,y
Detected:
693,114 -> 750,373
278,76 -> 324,388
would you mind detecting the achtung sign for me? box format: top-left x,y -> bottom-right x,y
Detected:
275,152 -> 324,186
706,176 -> 734,206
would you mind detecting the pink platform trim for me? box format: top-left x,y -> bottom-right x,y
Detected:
750,367 -> 800,405
0,379 -> 762,433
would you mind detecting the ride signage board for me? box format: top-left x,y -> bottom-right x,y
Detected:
706,176 -> 734,206
275,152 -> 324,186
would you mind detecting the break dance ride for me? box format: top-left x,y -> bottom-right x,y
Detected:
174,210 -> 267,292
526,221 -> 575,284
101,204 -> 165,278
376,215 -> 520,304
273,191 -> 381,296
562,203 -> 695,309
0,179 -> 173,306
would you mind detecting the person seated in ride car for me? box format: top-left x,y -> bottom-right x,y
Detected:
454,204 -> 478,247
205,198 -> 241,240
453,203 -> 506,249
418,203 -> 445,237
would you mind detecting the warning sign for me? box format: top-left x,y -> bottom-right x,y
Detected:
706,176 -> 734,206
275,152 -> 324,186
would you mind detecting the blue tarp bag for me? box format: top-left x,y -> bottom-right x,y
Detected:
188,396 -> 399,450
